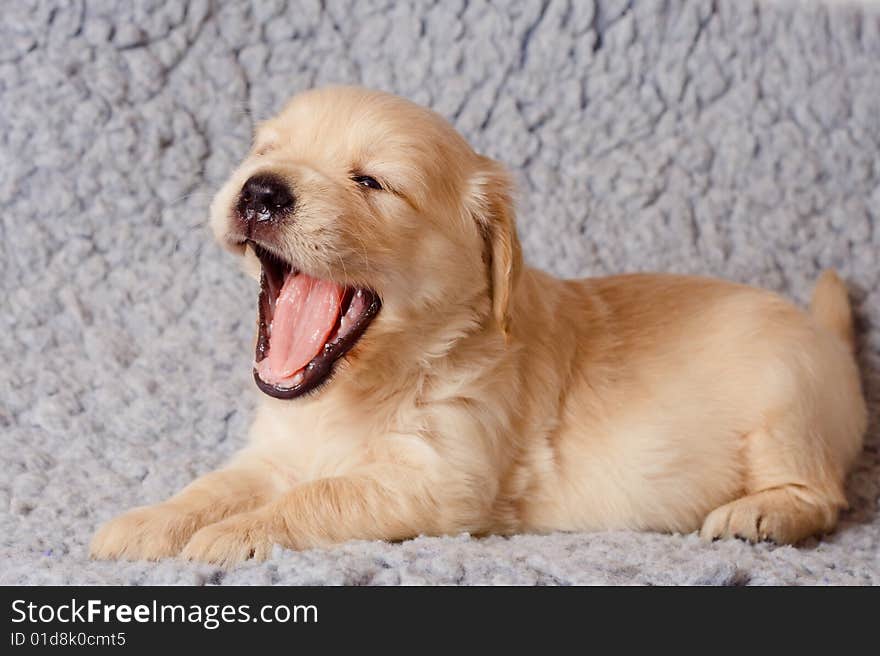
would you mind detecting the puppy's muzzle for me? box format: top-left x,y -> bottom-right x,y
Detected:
236,174 -> 294,238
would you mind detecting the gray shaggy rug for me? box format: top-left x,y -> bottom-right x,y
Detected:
2,0 -> 879,585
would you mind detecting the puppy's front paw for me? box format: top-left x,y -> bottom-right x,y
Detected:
90,504 -> 200,561
181,513 -> 274,568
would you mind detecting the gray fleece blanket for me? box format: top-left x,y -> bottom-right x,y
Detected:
2,0 -> 879,585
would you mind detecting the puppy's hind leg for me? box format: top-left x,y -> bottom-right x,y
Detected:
701,397 -> 863,544
703,272 -> 866,545
700,481 -> 841,545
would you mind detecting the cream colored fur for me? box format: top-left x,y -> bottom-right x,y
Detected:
91,87 -> 867,567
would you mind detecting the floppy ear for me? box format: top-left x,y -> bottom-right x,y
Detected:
467,157 -> 523,340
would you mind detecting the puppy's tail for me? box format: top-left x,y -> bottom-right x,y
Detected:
810,269 -> 855,352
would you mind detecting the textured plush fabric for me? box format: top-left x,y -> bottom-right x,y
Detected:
2,0 -> 879,586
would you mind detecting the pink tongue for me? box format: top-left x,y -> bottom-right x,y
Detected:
258,271 -> 344,385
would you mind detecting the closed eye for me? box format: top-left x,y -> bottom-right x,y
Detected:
351,174 -> 383,190
254,144 -> 276,157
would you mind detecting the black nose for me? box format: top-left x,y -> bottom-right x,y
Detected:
239,174 -> 294,222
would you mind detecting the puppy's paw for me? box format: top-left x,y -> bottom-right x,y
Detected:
181,513 -> 274,568
90,504 -> 200,561
700,494 -> 806,545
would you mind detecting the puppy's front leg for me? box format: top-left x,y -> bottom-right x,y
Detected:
90,466 -> 279,561
182,466 -> 455,567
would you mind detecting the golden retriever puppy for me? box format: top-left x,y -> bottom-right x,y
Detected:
91,86 -> 867,567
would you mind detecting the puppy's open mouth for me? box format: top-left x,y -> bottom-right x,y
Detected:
249,243 -> 381,399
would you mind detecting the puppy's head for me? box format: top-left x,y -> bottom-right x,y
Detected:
210,86 -> 521,399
